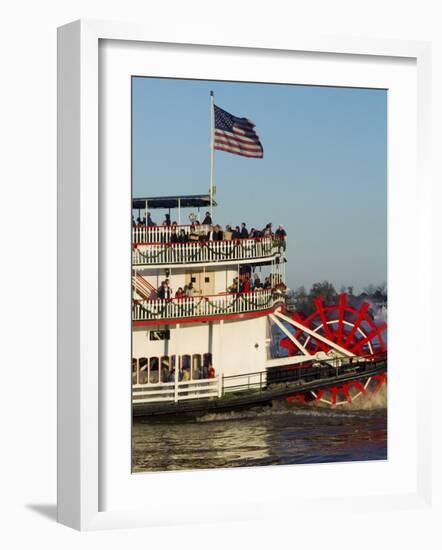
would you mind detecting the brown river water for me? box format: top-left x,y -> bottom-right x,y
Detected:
132,399 -> 387,472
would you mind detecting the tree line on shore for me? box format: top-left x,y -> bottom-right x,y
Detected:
286,281 -> 387,316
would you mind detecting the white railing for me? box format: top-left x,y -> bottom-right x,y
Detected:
132,236 -> 282,266
132,224 -> 210,244
132,376 -> 220,404
132,288 -> 285,322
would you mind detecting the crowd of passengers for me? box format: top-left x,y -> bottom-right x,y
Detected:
133,211 -> 287,243
135,354 -> 215,383
153,272 -> 283,300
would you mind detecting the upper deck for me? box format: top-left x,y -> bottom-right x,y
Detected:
132,194 -> 286,268
132,226 -> 284,267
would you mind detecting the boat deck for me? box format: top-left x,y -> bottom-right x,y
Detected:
133,358 -> 387,417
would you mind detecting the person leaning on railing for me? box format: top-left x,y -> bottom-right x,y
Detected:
232,226 -> 241,239
275,225 -> 287,250
240,223 -> 249,238
214,224 -> 224,240
242,274 -> 251,293
205,225 -> 216,241
263,223 -> 273,236
189,225 -> 199,242
185,282 -> 196,297
170,227 -> 179,243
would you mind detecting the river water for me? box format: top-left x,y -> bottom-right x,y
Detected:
132,402 -> 387,472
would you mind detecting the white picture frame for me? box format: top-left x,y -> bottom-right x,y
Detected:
57,19 -> 433,531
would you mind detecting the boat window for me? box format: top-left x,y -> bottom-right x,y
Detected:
160,356 -> 170,383
138,357 -> 148,384
149,357 -> 159,384
132,358 -> 139,384
192,354 -> 202,380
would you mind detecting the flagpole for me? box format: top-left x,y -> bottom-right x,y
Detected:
209,90 -> 215,221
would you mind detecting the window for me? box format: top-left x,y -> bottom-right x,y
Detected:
149,330 -> 170,341
132,358 -> 139,384
160,356 -> 170,383
138,357 -> 148,384
149,357 -> 159,383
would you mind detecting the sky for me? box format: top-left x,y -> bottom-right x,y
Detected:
132,77 -> 387,294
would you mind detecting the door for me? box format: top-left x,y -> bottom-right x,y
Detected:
185,270 -> 214,296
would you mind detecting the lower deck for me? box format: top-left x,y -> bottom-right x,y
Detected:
133,357 -> 387,416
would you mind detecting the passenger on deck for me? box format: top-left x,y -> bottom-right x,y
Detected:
202,356 -> 209,379
181,367 -> 190,382
164,213 -> 171,226
205,225 -> 217,241
275,225 -> 287,250
253,273 -> 262,289
178,229 -> 188,243
242,274 -> 251,293
146,211 -> 155,226
164,279 -> 172,299
170,227 -> 179,243
240,223 -> 249,239
185,282 -> 196,297
263,223 -> 273,236
232,226 -> 241,239
228,277 -> 238,293
224,225 -> 233,240
189,224 -> 199,242
208,365 -> 215,379
157,281 -> 166,299
175,287 -> 186,299
214,224 -> 224,240
202,211 -> 212,225
275,225 -> 287,240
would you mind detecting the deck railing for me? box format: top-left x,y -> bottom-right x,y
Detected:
132,224 -> 210,244
132,235 -> 282,266
132,376 -> 221,404
132,288 -> 284,322
132,357 -> 388,406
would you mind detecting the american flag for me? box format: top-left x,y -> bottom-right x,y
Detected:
213,104 -> 263,158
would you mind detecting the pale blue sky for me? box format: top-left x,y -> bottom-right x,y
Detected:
132,77 -> 387,293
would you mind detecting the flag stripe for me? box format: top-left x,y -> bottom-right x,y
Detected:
214,144 -> 263,158
214,139 -> 263,155
214,129 -> 262,148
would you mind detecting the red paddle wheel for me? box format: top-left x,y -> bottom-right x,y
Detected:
280,293 -> 387,407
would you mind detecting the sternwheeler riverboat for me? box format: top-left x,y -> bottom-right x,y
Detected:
131,194 -> 387,417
